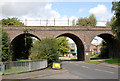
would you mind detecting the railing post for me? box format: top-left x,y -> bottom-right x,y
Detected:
40,19 -> 41,26
25,18 -> 27,26
54,18 -> 55,26
29,61 -> 31,71
1,62 -> 5,75
68,18 -> 69,26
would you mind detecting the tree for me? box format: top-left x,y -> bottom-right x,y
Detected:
1,29 -> 11,62
106,17 -> 116,27
1,17 -> 24,26
30,38 -> 60,67
76,14 -> 97,27
77,17 -> 89,26
88,14 -> 97,27
111,1 -> 120,40
57,37 -> 70,56
72,19 -> 75,26
99,40 -> 109,59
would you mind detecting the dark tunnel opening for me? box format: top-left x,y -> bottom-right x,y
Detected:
11,33 -> 40,61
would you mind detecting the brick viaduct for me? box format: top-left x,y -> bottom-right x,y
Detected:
2,26 -> 120,61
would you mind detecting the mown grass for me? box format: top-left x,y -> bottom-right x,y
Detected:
84,61 -> 101,64
90,54 -> 100,59
70,55 -> 119,65
70,57 -> 77,60
103,59 -> 120,65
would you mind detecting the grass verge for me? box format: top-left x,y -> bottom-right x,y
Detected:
70,57 -> 77,60
103,59 -> 120,65
84,61 -> 101,64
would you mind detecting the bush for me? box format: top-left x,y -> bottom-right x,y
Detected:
30,38 -> 60,67
2,29 -> 11,62
99,41 -> 108,59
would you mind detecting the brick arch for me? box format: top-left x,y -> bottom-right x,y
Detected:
56,33 -> 85,61
11,33 -> 40,61
11,33 -> 40,44
88,32 -> 116,58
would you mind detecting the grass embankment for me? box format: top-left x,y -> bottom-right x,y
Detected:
70,55 -> 120,65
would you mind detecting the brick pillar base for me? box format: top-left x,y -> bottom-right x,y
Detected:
84,51 -> 90,61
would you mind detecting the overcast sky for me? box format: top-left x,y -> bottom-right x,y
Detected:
0,0 -> 117,44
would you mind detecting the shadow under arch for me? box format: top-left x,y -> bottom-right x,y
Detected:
56,33 -> 85,61
97,33 -> 115,58
11,33 -> 40,61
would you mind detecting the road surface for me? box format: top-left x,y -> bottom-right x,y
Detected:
35,57 -> 118,79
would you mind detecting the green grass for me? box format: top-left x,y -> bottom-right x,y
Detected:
84,61 -> 101,64
17,59 -> 31,61
70,57 -> 77,60
90,54 -> 100,59
103,59 -> 120,65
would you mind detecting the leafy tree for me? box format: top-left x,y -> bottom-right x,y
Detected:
2,29 -> 11,62
72,19 -> 75,26
88,14 -> 97,27
1,17 -> 24,26
77,17 -> 89,26
57,37 -> 70,56
99,40 -> 109,59
0,27 -> 2,61
106,17 -> 116,27
76,14 -> 96,27
30,38 -> 60,67
111,1 -> 120,40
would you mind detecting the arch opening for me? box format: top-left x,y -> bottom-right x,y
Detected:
57,33 -> 85,61
90,33 -> 119,59
11,33 -> 40,61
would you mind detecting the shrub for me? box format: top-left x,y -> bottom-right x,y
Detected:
30,38 -> 60,67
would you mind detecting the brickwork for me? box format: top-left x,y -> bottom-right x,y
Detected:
3,26 -> 119,61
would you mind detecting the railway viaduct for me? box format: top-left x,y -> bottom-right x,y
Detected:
2,26 -> 120,61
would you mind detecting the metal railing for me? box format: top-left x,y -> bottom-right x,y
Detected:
0,59 -> 47,75
19,19 -> 109,26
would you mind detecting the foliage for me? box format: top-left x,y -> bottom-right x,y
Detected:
106,17 -> 116,26
111,1 -> 120,40
72,19 -> 76,26
0,28 -> 2,61
2,29 -> 11,62
12,35 -> 33,61
23,35 -> 33,59
76,14 -> 97,27
1,17 -> 24,26
57,37 -> 70,56
99,40 -> 109,59
30,38 -> 60,67
88,14 -> 97,27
